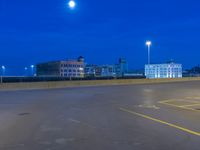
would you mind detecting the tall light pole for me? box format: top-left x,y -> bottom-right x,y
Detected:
1,65 -> 5,83
24,67 -> 28,76
2,66 -> 5,76
146,41 -> 152,65
30,65 -> 34,76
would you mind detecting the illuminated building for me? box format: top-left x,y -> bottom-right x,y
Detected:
145,62 -> 182,79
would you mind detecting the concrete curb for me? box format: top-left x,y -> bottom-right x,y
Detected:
0,78 -> 200,91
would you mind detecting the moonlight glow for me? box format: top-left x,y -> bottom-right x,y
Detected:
68,0 -> 76,9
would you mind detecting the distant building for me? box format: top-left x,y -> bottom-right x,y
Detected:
114,58 -> 128,77
145,62 -> 182,79
84,58 -> 128,78
36,56 -> 85,78
100,65 -> 116,77
84,64 -> 97,77
183,65 -> 200,77
84,65 -> 116,77
123,71 -> 144,77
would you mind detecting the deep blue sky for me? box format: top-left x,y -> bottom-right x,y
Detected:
0,0 -> 200,75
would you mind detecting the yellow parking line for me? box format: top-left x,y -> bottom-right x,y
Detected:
158,101 -> 198,112
186,97 -> 194,99
178,100 -> 199,103
181,100 -> 200,103
119,107 -> 200,137
181,106 -> 197,111
181,103 -> 200,107
159,99 -> 200,104
186,97 -> 200,100
158,99 -> 179,103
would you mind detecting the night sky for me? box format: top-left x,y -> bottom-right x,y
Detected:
0,0 -> 200,75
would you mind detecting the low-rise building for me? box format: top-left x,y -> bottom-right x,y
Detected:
100,65 -> 116,77
145,62 -> 182,79
84,64 -> 97,77
84,65 -> 116,77
36,56 -> 84,78
114,58 -> 128,77
84,58 -> 128,78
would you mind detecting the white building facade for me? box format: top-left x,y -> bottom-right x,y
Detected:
145,63 -> 182,79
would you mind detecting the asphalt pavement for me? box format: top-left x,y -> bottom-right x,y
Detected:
0,81 -> 200,150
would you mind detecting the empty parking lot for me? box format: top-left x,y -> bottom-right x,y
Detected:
0,81 -> 200,149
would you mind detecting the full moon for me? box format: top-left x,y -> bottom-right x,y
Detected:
68,0 -> 76,9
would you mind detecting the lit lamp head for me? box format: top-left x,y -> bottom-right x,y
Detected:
1,66 -> 5,70
68,0 -> 76,9
146,41 -> 152,47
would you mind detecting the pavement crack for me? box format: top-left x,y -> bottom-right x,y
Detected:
18,112 -> 31,116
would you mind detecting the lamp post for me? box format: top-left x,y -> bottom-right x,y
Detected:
2,66 -> 5,75
30,65 -> 34,76
24,67 -> 28,76
146,41 -> 152,65
1,65 -> 5,83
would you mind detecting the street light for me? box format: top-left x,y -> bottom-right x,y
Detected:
1,65 -> 5,83
146,41 -> 152,64
1,66 -> 6,73
1,66 -> 5,76
68,0 -> 76,9
30,65 -> 34,76
24,67 -> 28,76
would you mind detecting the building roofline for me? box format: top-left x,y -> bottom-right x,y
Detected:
145,63 -> 182,65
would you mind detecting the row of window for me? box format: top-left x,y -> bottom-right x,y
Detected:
146,68 -> 182,71
147,65 -> 181,68
61,64 -> 83,68
61,74 -> 82,77
146,71 -> 182,74
61,69 -> 84,73
146,72 -> 182,75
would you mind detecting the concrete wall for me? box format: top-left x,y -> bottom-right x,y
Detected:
0,77 -> 200,91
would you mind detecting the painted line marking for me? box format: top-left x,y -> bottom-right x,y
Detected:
119,107 -> 200,137
137,105 -> 160,110
159,99 -> 200,104
181,103 -> 200,107
158,101 -> 198,112
158,99 -> 180,103
186,97 -> 200,100
158,99 -> 200,112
